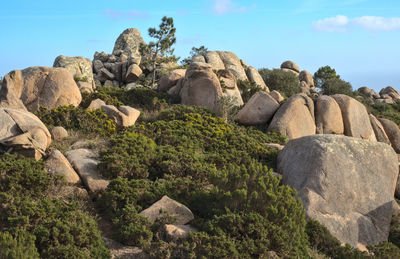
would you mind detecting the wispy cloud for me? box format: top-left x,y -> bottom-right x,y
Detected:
102,9 -> 149,20
312,15 -> 400,32
211,0 -> 256,15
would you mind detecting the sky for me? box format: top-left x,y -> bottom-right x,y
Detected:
1,0 -> 399,92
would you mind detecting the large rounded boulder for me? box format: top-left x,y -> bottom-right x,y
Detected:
278,134 -> 398,249
112,28 -> 145,56
315,95 -> 344,134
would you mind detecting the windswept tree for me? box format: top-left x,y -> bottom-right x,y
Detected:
180,45 -> 208,66
140,16 -> 178,86
314,65 -> 353,95
313,65 -> 340,89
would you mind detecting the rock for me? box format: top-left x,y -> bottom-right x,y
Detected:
358,86 -> 377,97
332,94 -> 376,141
99,68 -> 115,81
278,134 -> 398,248
128,54 -> 141,66
269,90 -> 284,103
165,224 -> 198,241
280,61 -> 300,73
264,143 -> 285,151
204,51 -> 225,70
125,64 -> 142,83
369,115 -> 390,145
53,55 -> 95,90
217,51 -> 248,81
94,51 -> 109,63
380,87 -> 400,101
376,98 -> 395,104
158,69 -> 186,92
125,83 -> 143,90
299,70 -> 314,87
0,107 -> 51,160
300,82 -> 311,96
46,149 -> 80,184
245,66 -> 269,91
109,62 -> 124,82
87,99 -> 106,111
240,59 -> 249,69
102,237 -> 148,259
65,149 -> 109,193
281,68 -> 299,76
50,126 -> 68,141
315,95 -> 344,134
77,81 -> 94,93
192,55 -> 206,63
235,92 -> 279,125
118,106 -> 140,126
139,195 -> 194,225
180,62 -> 223,114
112,28 -> 145,56
0,67 -> 82,112
268,94 -> 315,139
217,69 -> 243,106
93,60 -> 104,73
379,118 -> 400,153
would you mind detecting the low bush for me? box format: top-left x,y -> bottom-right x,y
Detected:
258,68 -> 301,98
36,105 -> 116,136
0,231 -> 39,259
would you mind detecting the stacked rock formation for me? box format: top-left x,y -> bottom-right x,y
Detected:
281,60 -> 317,96
358,86 -> 400,104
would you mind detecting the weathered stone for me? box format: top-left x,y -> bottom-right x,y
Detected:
269,90 -> 284,103
379,118 -> 400,153
235,92 -> 279,125
217,51 -> 248,81
332,94 -> 376,141
139,195 -> 194,225
240,59 -> 249,69
109,62 -> 123,82
103,80 -> 114,87
268,94 -> 315,139
192,55 -> 206,63
94,51 -> 109,63
0,107 -> 51,160
180,62 -> 223,114
65,149 -> 109,193
0,67 -> 82,112
299,70 -> 314,88
118,106 -> 140,126
53,55 -> 95,89
369,115 -> 390,145
125,83 -> 143,90
165,224 -> 198,242
46,149 -> 80,184
113,28 -> 145,56
281,68 -> 299,76
279,134 -> 398,248
125,64 -> 142,83
315,95 -> 344,134
377,98 -> 395,104
217,69 -> 243,106
204,51 -> 225,70
158,69 -> 186,92
99,68 -> 115,81
87,99 -> 106,111
380,86 -> 400,101
245,66 -> 269,91
50,126 -> 68,141
102,237 -> 148,259
280,61 -> 300,73
264,143 -> 285,151
358,86 -> 377,97
77,81 -> 94,93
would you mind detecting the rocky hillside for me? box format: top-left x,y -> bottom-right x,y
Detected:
1,27 -> 400,258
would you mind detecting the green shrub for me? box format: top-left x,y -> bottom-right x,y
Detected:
313,65 -> 340,89
35,105 -> 116,136
0,231 -> 39,259
369,103 -> 400,127
368,241 -> 400,259
237,80 -> 265,103
320,78 -> 353,96
389,214 -> 400,247
258,68 -> 301,98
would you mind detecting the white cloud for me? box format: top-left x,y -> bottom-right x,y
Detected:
313,15 -> 400,32
312,15 -> 349,32
211,0 -> 255,15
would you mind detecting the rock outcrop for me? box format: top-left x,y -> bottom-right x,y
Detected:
0,67 -> 82,112
50,126 -> 68,141
280,61 -> 300,73
217,69 -> 244,106
315,95 -> 344,134
278,134 -> 398,249
235,91 -> 279,125
158,69 -> 186,92
379,118 -> 400,153
46,149 -> 80,184
369,115 -> 391,145
0,107 -> 51,160
53,55 -> 95,93
268,94 -> 315,139
112,28 -> 145,56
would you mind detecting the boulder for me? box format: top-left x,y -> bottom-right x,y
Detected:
379,118 -> 400,153
280,61 -> 300,73
377,98 -> 395,104
217,51 -> 248,81
192,55 -> 206,63
278,134 -> 398,248
125,64 -> 142,83
94,51 -> 109,63
268,94 -> 315,139
245,66 -> 269,91
235,92 -> 279,125
270,90 -> 284,103
87,99 -> 106,111
315,95 -> 344,134
77,81 -> 94,93
50,126 -> 68,141
65,149 -> 109,193
99,68 -> 115,82
93,59 -> 104,74
53,55 -> 95,91
332,94 -> 376,141
46,149 -> 80,184
369,115 -> 390,145
101,105 -> 140,127
125,83 -> 143,90
165,224 -> 198,241
358,87 -> 377,98
180,62 -> 223,114
0,67 -> 82,112
139,195 -> 194,225
158,69 -> 186,92
204,51 -> 225,70
299,70 -> 314,88
0,107 -> 51,160
380,87 -> 400,101
217,69 -> 243,106
112,28 -> 145,56
281,68 -> 299,75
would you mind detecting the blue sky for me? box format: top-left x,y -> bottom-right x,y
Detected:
1,0 -> 399,91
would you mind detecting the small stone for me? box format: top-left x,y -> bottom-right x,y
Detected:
50,126 -> 68,141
